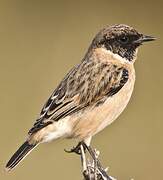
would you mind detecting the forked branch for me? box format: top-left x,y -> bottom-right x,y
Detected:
80,145 -> 116,180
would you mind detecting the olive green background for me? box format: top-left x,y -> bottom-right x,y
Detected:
0,0 -> 162,179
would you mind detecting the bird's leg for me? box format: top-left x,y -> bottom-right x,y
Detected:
64,141 -> 86,155
82,143 -> 102,167
80,144 -> 87,173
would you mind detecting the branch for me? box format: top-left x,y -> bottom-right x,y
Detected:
81,148 -> 116,180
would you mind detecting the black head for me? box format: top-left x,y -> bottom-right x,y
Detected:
92,24 -> 156,61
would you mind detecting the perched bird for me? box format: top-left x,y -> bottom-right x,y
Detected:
6,24 -> 155,171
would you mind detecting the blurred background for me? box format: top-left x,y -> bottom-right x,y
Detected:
0,0 -> 162,179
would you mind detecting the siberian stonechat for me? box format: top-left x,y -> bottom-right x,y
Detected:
6,24 -> 155,171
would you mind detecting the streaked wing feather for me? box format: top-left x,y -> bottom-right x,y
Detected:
28,60 -> 129,135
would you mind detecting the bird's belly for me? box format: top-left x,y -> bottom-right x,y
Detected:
70,78 -> 135,140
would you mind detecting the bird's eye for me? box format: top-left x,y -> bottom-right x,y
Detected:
119,36 -> 129,44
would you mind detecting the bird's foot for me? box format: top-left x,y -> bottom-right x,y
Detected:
65,142 -> 112,179
82,143 -> 112,179
64,142 -> 86,155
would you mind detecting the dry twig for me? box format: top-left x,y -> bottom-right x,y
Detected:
80,146 -> 116,180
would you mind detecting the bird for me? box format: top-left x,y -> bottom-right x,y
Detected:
6,24 -> 155,171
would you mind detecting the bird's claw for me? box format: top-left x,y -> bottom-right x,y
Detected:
64,146 -> 81,155
64,142 -> 86,155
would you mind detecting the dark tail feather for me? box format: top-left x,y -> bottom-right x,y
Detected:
5,141 -> 37,171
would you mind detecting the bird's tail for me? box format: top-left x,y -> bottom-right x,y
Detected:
5,141 -> 38,171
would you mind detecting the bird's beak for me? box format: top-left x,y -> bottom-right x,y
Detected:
135,34 -> 156,44
141,35 -> 156,42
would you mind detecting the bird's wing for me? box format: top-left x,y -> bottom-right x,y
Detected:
28,60 -> 129,135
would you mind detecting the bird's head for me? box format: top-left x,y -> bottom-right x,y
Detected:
92,24 -> 156,62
